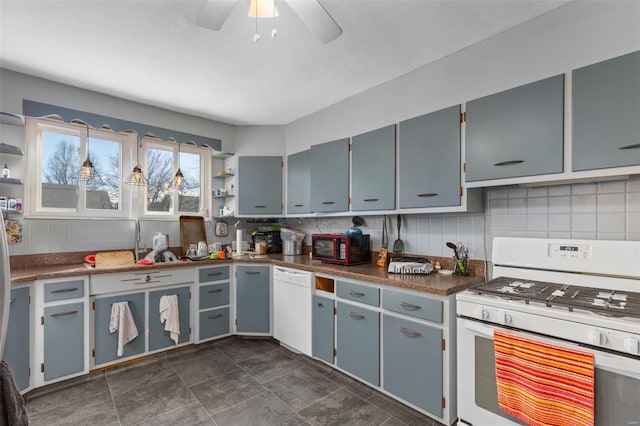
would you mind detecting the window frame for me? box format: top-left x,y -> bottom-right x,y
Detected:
139,136 -> 211,219
24,117 -> 134,219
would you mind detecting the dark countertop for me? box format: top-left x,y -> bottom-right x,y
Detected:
10,254 -> 483,296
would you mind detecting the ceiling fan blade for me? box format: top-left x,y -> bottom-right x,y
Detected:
196,0 -> 238,31
285,0 -> 342,44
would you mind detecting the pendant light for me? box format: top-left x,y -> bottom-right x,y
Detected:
250,0 -> 278,42
124,136 -> 149,186
77,123 -> 98,181
173,143 -> 184,189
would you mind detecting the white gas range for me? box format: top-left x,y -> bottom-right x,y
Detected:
456,237 -> 640,426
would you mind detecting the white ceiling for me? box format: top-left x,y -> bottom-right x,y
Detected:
0,0 -> 570,125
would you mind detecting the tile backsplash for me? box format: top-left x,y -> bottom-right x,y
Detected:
7,176 -> 640,260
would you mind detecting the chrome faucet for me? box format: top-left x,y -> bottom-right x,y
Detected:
134,220 -> 146,261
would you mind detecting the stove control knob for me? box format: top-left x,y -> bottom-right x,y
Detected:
623,337 -> 640,355
475,306 -> 489,320
588,330 -> 607,346
497,310 -> 512,325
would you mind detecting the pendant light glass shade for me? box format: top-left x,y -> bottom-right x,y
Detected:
173,168 -> 184,189
249,0 -> 278,17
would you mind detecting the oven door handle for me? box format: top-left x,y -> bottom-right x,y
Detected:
462,319 -> 495,337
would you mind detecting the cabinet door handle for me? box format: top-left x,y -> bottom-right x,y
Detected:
50,287 -> 79,294
363,198 -> 379,202
253,205 -> 267,209
50,310 -> 79,318
399,301 -> 422,310
316,302 -> 323,307
207,314 -> 224,319
619,143 -> 640,150
145,275 -> 151,283
400,327 -> 422,337
245,271 -> 261,275
207,272 -> 223,277
294,204 -> 304,207
322,201 -> 335,205
416,193 -> 438,198
493,160 -> 524,166
207,288 -> 223,293
348,290 -> 365,297
9,297 -> 15,304
348,311 -> 366,319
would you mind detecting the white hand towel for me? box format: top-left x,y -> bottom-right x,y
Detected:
159,295 -> 180,345
109,301 -> 139,357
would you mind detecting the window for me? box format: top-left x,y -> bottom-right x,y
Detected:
25,118 -> 133,218
141,137 -> 209,217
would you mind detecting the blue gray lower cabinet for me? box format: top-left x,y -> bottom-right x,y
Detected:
312,295 -> 334,363
43,302 -> 84,381
236,265 -> 270,333
199,307 -> 230,340
148,286 -> 191,351
3,287 -> 30,390
93,293 -> 146,365
336,301 -> 380,386
383,314 -> 443,417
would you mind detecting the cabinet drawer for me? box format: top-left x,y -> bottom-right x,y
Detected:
198,265 -> 230,284
199,283 -> 229,309
199,307 -> 230,340
382,289 -> 442,323
91,267 -> 193,295
44,279 -> 84,302
336,281 -> 379,307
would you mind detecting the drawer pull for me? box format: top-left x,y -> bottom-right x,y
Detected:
253,205 -> 267,209
50,287 -> 79,294
207,289 -> 224,294
9,297 -> 15,304
245,271 -> 261,275
416,193 -> 438,198
400,327 -> 422,337
294,204 -> 304,207
399,301 -> 422,310
321,201 -> 335,205
207,272 -> 223,277
493,160 -> 524,166
348,311 -> 365,319
363,198 -> 379,202
348,290 -> 365,297
619,143 -> 640,150
145,275 -> 151,283
50,310 -> 79,318
207,314 -> 224,320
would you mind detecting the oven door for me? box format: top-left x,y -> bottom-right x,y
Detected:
457,318 -> 640,426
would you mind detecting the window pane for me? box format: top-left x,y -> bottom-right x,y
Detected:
86,137 -> 121,210
146,147 -> 173,212
41,130 -> 79,208
178,151 -> 201,212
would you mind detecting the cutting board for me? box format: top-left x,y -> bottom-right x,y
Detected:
95,250 -> 135,268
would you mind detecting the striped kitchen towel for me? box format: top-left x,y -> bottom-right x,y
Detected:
494,330 -> 595,426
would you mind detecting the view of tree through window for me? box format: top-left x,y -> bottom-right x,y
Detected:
146,147 -> 173,212
178,151 -> 201,212
40,130 -> 121,210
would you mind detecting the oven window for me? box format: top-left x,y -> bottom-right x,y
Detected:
474,335 -> 640,426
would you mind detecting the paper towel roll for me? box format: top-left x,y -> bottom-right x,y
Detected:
236,229 -> 243,254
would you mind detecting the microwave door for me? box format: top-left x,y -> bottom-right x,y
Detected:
313,239 -> 334,259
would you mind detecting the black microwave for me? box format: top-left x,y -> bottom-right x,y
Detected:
311,234 -> 370,265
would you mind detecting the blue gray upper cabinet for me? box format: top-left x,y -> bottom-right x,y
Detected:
311,138 -> 349,212
237,156 -> 283,215
287,150 -> 311,214
399,105 -> 461,208
351,125 -> 396,211
465,75 -> 564,181
572,51 -> 640,171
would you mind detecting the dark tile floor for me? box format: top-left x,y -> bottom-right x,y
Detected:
24,337 -> 444,426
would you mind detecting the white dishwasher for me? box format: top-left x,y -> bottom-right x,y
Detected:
273,266 -> 313,356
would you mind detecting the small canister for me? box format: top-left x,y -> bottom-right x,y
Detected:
14,198 -> 22,211
7,197 -> 16,210
0,196 -> 6,210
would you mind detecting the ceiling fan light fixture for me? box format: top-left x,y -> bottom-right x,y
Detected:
248,0 -> 278,18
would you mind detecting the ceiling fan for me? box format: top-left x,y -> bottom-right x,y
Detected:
197,0 -> 343,44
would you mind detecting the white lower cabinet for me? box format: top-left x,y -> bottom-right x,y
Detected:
34,276 -> 90,387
